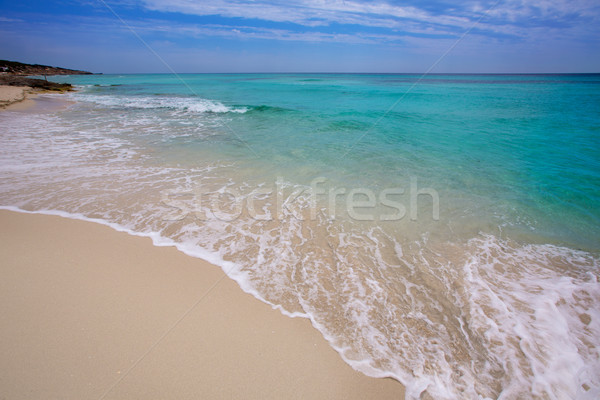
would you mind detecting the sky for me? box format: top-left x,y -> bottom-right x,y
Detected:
0,0 -> 599,73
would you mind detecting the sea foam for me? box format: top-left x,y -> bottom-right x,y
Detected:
73,93 -> 248,114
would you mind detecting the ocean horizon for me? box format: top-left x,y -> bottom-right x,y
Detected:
1,73 -> 599,399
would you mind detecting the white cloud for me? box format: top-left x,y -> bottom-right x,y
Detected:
139,0 -> 473,30
138,0 -> 600,34
0,16 -> 23,23
136,20 -> 409,44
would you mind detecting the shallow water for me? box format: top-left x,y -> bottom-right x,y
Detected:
1,74 -> 599,399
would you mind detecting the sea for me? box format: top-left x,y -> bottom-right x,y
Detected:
1,73 -> 599,399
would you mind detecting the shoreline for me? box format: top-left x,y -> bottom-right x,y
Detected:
0,209 -> 405,399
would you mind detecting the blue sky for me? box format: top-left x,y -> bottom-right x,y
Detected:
1,0 -> 599,73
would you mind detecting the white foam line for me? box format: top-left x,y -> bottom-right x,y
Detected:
72,92 -> 248,114
0,205 -> 402,389
0,205 -> 309,321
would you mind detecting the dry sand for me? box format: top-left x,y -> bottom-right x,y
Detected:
0,210 -> 405,399
0,86 -> 74,112
0,85 -> 37,111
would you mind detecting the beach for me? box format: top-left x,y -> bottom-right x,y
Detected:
0,209 -> 404,399
1,74 -> 598,399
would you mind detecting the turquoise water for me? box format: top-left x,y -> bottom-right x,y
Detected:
1,73 -> 599,399
59,73 -> 600,250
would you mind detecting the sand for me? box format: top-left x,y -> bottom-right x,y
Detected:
0,85 -> 28,102
0,86 -> 75,112
0,85 -> 37,111
0,210 -> 405,399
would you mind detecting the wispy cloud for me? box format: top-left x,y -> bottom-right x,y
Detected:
138,0 -> 600,39
147,22 -> 413,44
0,16 -> 24,23
139,0 -> 472,30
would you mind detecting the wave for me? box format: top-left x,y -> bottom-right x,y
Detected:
71,86 -> 295,115
73,92 -> 248,114
245,104 -> 293,113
